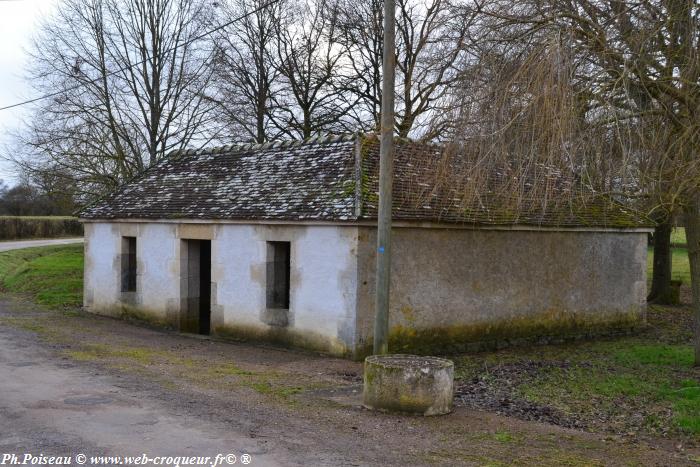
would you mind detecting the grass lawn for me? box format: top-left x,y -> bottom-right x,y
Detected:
647,245 -> 691,284
0,244 -> 83,308
453,306 -> 700,438
672,227 -> 687,245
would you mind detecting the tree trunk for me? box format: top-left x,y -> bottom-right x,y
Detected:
682,199 -> 700,366
647,215 -> 674,303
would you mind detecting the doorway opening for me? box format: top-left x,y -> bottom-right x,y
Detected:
182,239 -> 211,335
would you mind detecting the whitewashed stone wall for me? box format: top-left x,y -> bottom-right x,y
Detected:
83,222 -> 359,355
83,221 -> 649,358
83,222 -> 121,314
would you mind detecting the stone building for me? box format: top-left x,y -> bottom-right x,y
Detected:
79,134 -> 652,359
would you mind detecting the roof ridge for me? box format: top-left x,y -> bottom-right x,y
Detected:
167,132 -> 450,159
168,133 -> 361,158
359,132 -> 446,152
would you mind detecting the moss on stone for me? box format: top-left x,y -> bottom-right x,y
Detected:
118,304 -> 175,330
356,133 -> 652,228
212,322 -> 352,358
363,355 -> 454,415
354,309 -> 644,359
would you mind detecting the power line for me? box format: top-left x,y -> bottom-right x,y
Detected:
0,0 -> 281,112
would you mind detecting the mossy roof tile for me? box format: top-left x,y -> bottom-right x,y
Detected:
79,134 -> 652,229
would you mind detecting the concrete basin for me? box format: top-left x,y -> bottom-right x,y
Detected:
363,354 -> 454,416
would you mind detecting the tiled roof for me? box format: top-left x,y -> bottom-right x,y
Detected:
358,136 -> 651,228
79,134 -> 652,228
79,135 -> 358,221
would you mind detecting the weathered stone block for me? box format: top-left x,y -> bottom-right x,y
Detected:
363,354 -> 454,416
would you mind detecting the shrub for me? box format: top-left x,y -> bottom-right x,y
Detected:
0,216 -> 83,240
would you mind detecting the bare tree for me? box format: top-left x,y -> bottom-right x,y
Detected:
335,0 -> 468,139
334,0 -> 383,131
207,0 -> 468,142
106,0 -> 217,165
446,36 -> 607,209
208,0 -> 284,143
394,0 -> 469,139
271,0 -> 357,138
14,0 -> 216,196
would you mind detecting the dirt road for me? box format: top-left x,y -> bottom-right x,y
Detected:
0,321 -> 282,466
0,295 -> 697,466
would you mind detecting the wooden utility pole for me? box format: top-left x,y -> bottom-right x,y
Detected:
373,0 -> 395,355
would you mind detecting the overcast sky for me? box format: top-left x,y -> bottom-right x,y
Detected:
0,0 -> 57,184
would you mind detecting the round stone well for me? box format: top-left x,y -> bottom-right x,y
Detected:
363,354 -> 454,416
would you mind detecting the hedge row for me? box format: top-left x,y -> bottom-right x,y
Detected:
0,216 -> 83,240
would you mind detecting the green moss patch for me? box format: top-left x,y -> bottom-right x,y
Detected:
118,305 -> 174,329
212,322 -> 351,358
382,309 -> 642,357
66,343 -> 163,365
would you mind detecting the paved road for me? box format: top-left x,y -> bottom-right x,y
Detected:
0,323 -> 282,467
0,237 -> 83,252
